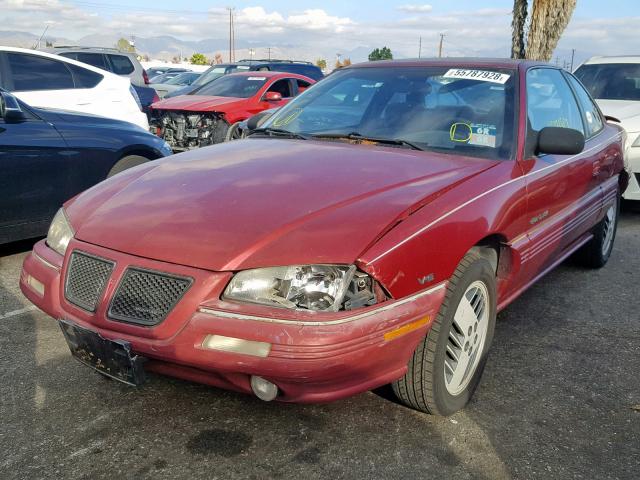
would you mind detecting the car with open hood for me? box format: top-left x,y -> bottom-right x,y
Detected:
574,56 -> 640,200
20,59 -> 626,415
149,71 -> 314,151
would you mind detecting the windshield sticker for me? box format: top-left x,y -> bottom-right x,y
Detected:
450,122 -> 472,142
469,124 -> 497,148
272,108 -> 303,127
247,76 -> 267,81
443,69 -> 511,84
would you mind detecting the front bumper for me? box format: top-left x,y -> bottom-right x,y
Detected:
20,239 -> 447,403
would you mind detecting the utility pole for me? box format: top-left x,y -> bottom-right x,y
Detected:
227,7 -> 235,63
267,47 -> 272,61
438,33 -> 445,58
418,36 -> 422,58
34,22 -> 51,50
570,48 -> 575,71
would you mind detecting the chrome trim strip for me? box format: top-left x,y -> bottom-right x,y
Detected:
366,133 -> 623,265
33,251 -> 60,271
198,281 -> 447,325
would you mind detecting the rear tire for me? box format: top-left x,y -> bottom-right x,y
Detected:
577,193 -> 620,268
392,250 -> 497,415
107,155 -> 151,178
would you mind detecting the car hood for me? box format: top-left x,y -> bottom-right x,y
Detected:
151,95 -> 245,112
67,139 -> 497,272
596,99 -> 640,131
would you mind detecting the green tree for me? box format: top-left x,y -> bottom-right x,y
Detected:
190,53 -> 208,65
315,58 -> 327,70
116,38 -> 135,53
368,46 -> 393,61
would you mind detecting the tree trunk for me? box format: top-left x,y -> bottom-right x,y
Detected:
511,0 -> 528,59
525,0 -> 577,61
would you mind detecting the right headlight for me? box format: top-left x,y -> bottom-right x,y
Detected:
46,208 -> 74,256
223,264 -> 379,312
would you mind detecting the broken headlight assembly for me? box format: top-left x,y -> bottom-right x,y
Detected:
223,265 -> 382,312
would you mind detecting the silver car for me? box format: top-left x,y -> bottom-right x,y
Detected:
46,46 -> 148,86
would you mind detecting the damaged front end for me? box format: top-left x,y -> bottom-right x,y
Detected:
150,110 -> 230,151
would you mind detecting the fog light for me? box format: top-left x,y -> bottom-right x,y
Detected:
27,275 -> 45,296
250,376 -> 278,401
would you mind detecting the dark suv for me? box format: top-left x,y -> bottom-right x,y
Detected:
165,60 -> 323,98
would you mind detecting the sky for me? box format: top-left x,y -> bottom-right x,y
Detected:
2,0 -> 639,64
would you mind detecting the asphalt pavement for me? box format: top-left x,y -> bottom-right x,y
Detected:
1,206 -> 639,480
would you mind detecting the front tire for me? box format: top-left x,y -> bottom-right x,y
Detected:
107,154 -> 151,178
577,194 -> 620,268
392,251 -> 497,415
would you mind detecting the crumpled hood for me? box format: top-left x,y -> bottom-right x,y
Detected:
596,99 -> 640,132
151,95 -> 245,112
67,139 -> 496,271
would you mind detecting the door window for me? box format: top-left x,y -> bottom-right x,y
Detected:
565,73 -> 604,137
266,79 -> 292,98
108,55 -> 135,75
526,68 -> 584,134
62,52 -> 109,71
7,53 -> 75,91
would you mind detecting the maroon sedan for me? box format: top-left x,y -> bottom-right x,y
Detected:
21,59 -> 627,415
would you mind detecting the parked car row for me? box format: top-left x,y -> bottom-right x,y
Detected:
12,57 -> 630,418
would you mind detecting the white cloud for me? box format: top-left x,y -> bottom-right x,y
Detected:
397,4 -> 433,14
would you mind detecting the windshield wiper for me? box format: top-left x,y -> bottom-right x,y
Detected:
311,132 -> 423,151
249,127 -> 309,140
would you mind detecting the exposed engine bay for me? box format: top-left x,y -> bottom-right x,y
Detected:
150,111 -> 230,151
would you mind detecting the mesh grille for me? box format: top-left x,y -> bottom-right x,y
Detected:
65,251 -> 114,312
108,267 -> 192,326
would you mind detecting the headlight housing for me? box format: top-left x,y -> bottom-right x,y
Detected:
46,208 -> 74,256
223,265 -> 378,312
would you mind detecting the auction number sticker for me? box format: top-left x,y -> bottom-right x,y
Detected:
443,69 -> 510,84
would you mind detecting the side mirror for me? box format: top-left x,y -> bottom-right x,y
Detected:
0,92 -> 27,122
264,91 -> 283,102
246,108 -> 279,131
537,127 -> 585,155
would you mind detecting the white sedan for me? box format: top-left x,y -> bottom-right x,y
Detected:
0,46 -> 148,130
575,56 -> 640,200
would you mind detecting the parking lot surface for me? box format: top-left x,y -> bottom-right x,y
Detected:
1,207 -> 639,480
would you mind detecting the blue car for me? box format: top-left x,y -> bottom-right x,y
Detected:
0,89 -> 172,244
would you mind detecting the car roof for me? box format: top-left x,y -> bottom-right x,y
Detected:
44,46 -> 137,57
351,57 -> 547,70
582,55 -> 640,65
0,46 -> 128,82
224,71 -> 315,81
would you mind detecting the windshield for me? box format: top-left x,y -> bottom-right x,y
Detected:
574,63 -> 640,101
193,74 -> 267,98
165,72 -> 199,86
262,66 -> 517,160
192,64 -> 252,86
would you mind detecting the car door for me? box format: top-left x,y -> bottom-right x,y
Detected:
2,52 -> 96,113
519,67 -> 603,278
0,97 -> 71,242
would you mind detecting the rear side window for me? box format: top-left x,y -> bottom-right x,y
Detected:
67,64 -> 103,88
7,53 -> 74,91
565,73 -> 604,137
60,52 -> 109,71
108,55 -> 134,75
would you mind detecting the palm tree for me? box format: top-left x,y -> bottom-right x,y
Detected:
511,0 -> 528,59
526,0 -> 577,61
511,0 -> 577,61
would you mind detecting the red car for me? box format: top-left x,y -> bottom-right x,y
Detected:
149,71 -> 315,150
21,59 -> 627,415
